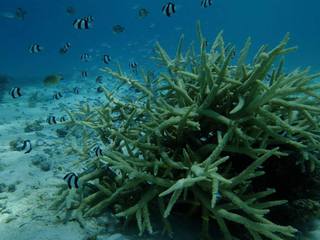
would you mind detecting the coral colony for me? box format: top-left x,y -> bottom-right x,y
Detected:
52,22 -> 320,239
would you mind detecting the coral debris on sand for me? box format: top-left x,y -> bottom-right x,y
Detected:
53,21 -> 320,240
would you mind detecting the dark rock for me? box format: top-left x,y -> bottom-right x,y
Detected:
31,154 -> 46,166
7,184 -> 16,192
24,120 -> 44,132
0,183 -> 7,193
56,127 -> 68,138
39,161 -> 51,171
9,138 -> 24,151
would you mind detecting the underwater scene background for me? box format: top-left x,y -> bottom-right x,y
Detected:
1,0 -> 320,240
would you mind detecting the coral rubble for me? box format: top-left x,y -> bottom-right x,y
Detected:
53,22 -> 320,239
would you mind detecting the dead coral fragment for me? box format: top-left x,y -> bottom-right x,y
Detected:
55,21 -> 320,239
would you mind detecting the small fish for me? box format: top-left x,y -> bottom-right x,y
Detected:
63,172 -> 79,189
162,2 -> 176,17
59,42 -> 71,54
81,71 -> 88,78
96,76 -> 103,84
43,74 -> 63,87
29,44 -> 43,54
73,17 -> 92,30
129,61 -> 138,73
112,24 -> 125,34
47,116 -> 57,125
15,8 -> 27,20
92,146 -> 103,157
66,6 -> 76,15
60,116 -> 67,122
73,87 -> 80,94
21,140 -> 32,154
103,54 -> 111,64
138,8 -> 149,18
83,16 -> 94,23
201,0 -> 213,8
9,87 -> 22,98
97,86 -> 104,93
80,53 -> 91,62
53,92 -> 63,100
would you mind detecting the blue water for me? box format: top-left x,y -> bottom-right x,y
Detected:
0,0 -> 319,83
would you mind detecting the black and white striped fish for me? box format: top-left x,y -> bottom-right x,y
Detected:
83,16 -> 94,22
103,54 -> 111,64
29,44 -> 43,53
60,116 -> 67,122
73,17 -> 93,30
80,53 -> 91,62
63,172 -> 79,189
47,116 -> 57,125
92,146 -> 103,157
21,140 -> 32,154
96,76 -> 103,84
81,71 -> 88,78
59,42 -> 71,54
73,87 -> 80,94
129,61 -> 138,73
162,2 -> 176,17
201,0 -> 213,8
9,87 -> 22,98
53,92 -> 63,100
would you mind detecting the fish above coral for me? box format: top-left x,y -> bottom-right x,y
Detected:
51,22 -> 320,240
43,74 -> 63,87
63,172 -> 79,189
103,54 -> 111,64
96,75 -> 103,83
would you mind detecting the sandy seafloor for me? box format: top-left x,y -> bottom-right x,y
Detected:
0,76 -> 319,240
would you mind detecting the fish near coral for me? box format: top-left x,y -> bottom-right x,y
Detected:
63,172 -> 79,189
43,74 -> 63,87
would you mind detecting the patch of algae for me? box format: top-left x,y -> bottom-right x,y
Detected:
52,22 -> 320,239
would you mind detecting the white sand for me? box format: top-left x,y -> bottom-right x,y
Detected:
0,82 -> 131,240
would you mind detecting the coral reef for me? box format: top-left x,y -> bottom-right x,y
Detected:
53,22 -> 320,239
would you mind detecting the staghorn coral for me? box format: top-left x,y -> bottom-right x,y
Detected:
52,22 -> 320,239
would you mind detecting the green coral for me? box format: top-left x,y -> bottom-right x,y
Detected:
53,22 -> 320,239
